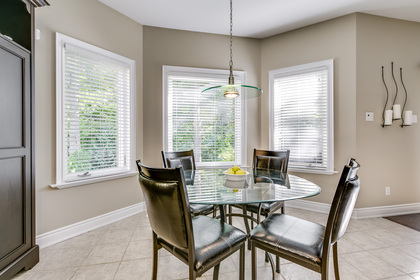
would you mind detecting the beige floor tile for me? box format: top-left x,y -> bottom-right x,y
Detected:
411,272 -> 420,279
370,247 -> 420,274
122,240 -> 152,261
387,225 -> 420,243
336,238 -> 364,254
383,276 -> 417,280
343,231 -> 390,250
83,243 -> 128,265
114,259 -> 153,280
26,268 -> 78,280
71,263 -> 119,280
98,229 -> 135,245
399,242 -> 420,259
64,230 -> 103,248
10,269 -> 37,280
341,251 -> 404,279
277,263 -> 319,280
36,247 -> 93,271
346,218 -> 379,232
365,228 -> 414,246
130,227 -> 152,241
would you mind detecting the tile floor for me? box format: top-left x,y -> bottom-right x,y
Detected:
11,207 -> 420,280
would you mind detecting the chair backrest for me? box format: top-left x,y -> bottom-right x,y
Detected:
325,158 -> 361,245
136,160 -> 193,250
253,149 -> 290,173
162,150 -> 196,170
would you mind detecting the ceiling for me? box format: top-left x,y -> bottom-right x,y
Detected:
99,0 -> 420,39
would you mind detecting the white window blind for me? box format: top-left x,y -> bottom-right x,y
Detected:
163,66 -> 246,167
55,33 -> 136,187
269,60 -> 334,174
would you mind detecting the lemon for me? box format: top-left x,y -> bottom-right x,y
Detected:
232,165 -> 240,172
236,170 -> 246,175
225,170 -> 235,174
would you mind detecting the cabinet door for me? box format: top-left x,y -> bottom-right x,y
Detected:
0,37 -> 32,271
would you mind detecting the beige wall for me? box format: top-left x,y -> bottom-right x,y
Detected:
260,15 -> 358,205
260,13 -> 420,207
356,14 -> 420,207
142,26 -> 261,167
35,0 -> 143,234
33,4 -> 420,235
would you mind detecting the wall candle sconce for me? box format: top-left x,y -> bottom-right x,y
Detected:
381,62 -> 413,128
400,68 -> 412,127
391,62 -> 401,120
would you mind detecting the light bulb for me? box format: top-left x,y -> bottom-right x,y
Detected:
224,87 -> 239,98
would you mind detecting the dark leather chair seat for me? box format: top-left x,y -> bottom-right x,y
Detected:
250,214 -> 324,265
190,204 -> 215,216
244,202 -> 284,217
159,215 -> 246,272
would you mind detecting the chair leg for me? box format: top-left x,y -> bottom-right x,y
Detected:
251,242 -> 257,280
189,270 -> 197,280
152,233 -> 159,280
239,244 -> 245,280
333,243 -> 340,280
213,264 -> 220,280
242,206 -> 251,235
228,206 -> 233,224
276,256 -> 280,273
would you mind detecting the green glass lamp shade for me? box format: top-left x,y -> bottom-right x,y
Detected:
202,84 -> 262,99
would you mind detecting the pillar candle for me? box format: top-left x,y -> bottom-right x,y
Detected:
384,110 -> 393,126
393,104 -> 401,119
404,110 -> 413,126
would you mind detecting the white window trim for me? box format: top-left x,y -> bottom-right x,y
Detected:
269,59 -> 335,175
162,65 -> 247,168
52,33 -> 136,189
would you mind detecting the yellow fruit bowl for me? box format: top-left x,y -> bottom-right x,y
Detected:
224,170 -> 249,181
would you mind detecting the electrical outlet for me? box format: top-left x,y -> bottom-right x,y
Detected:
385,186 -> 391,196
366,112 -> 374,121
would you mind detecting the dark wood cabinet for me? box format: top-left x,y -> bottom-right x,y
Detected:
0,1 -> 48,279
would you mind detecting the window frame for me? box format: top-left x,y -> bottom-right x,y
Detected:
269,59 -> 335,174
52,33 -> 137,189
162,65 -> 247,169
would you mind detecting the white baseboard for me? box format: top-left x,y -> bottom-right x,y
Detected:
287,200 -> 420,219
286,199 -> 331,214
37,200 -> 420,249
36,202 -> 146,249
352,203 -> 420,219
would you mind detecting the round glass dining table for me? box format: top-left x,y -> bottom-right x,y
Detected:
184,167 -> 321,222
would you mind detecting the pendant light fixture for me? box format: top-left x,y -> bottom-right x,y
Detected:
201,0 -> 262,99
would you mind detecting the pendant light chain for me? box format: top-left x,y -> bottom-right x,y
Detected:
201,0 -> 262,97
229,0 -> 234,83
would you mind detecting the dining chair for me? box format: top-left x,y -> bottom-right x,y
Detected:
229,149 -> 289,272
136,161 -> 246,280
247,149 -> 290,224
161,150 -> 215,217
249,158 -> 361,280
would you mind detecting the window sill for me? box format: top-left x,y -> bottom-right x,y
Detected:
289,168 -> 338,175
50,171 -> 138,189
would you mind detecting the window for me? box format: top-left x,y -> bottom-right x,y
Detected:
53,33 -> 136,188
269,59 -> 334,174
163,66 -> 246,168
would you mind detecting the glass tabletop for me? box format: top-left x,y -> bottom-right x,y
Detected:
185,168 -> 321,205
